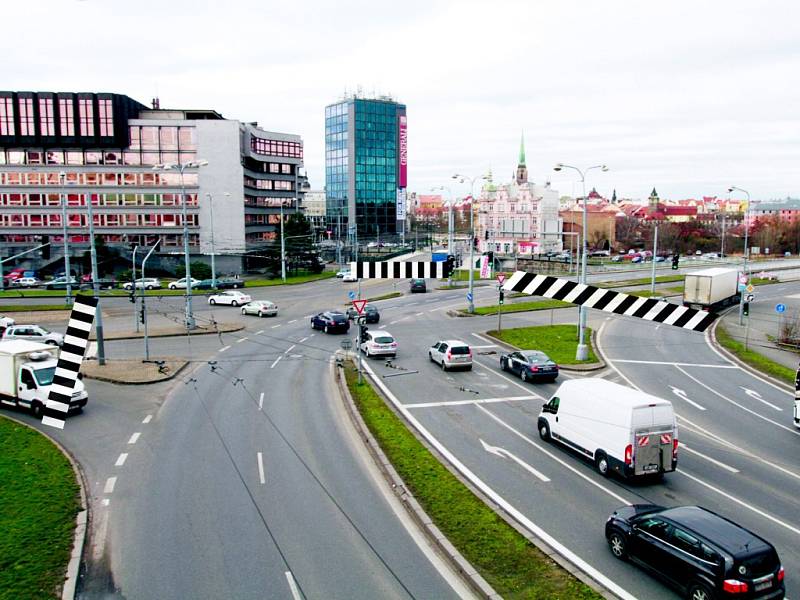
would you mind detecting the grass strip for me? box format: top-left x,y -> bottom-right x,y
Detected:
0,416 -> 80,599
245,271 -> 336,286
597,274 -> 684,288
465,299 -> 572,316
344,367 -> 602,599
715,324 -> 794,385
342,291 -> 403,307
488,324 -> 598,365
0,304 -> 71,312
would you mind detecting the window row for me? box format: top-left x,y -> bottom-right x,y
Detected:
245,214 -> 283,225
250,137 -> 303,158
243,176 -> 294,191
0,149 -> 197,166
0,213 -> 198,228
129,126 -> 196,151
244,196 -> 296,208
0,192 -> 198,207
0,171 -> 199,187
0,96 -> 113,138
246,231 -> 278,243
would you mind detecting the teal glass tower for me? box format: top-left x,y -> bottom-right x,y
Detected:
325,96 -> 407,237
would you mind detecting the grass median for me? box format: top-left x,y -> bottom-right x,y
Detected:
344,366 -> 602,599
715,324 -> 794,385
488,324 -> 598,365
598,274 -> 684,288
0,304 -> 70,312
464,299 -> 572,316
0,416 -> 81,599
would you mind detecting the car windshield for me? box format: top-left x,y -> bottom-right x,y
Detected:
365,306 -> 377,313
450,346 -> 470,355
33,366 -> 56,386
412,279 -> 424,284
375,336 -> 394,344
522,352 -> 549,363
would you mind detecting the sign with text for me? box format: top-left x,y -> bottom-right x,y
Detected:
396,188 -> 407,221
480,255 -> 491,279
398,114 -> 407,188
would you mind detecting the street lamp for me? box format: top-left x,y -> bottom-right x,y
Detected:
553,163 -> 609,361
58,172 -> 73,305
452,173 -> 488,314
153,160 -> 208,329
728,185 -> 751,326
431,186 -> 455,256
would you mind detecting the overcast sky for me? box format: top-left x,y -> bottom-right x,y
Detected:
5,0 -> 799,201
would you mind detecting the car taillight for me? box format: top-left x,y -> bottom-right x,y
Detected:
624,444 -> 632,466
722,580 -> 748,594
778,566 -> 785,582
531,366 -> 539,372
447,351 -> 452,360
673,438 -> 679,460
390,343 -> 397,347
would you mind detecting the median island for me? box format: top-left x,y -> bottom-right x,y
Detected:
488,324 -> 598,365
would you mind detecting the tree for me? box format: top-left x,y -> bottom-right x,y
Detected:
282,213 -> 322,274
176,261 -> 212,280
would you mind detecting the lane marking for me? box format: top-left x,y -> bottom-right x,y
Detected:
415,312 -> 424,316
128,432 -> 141,445
257,452 -> 266,484
669,385 -> 706,411
299,336 -> 309,343
258,392 -> 264,410
309,333 -> 315,337
429,302 -> 463,312
406,395 -> 538,409
255,329 -> 264,335
103,477 -> 117,494
471,332 -> 498,345
406,302 -> 418,306
471,344 -> 498,349
271,324 -> 282,329
285,571 -> 302,600
480,439 -> 550,482
102,498 -> 110,507
613,359 -> 736,368
236,337 -> 247,344
303,315 -> 312,319
739,386 -> 783,411
284,344 -> 296,354
679,444 -> 739,473
115,453 -> 128,467
288,319 -> 297,324
270,356 -> 282,369
142,415 -> 152,424
218,345 -> 230,353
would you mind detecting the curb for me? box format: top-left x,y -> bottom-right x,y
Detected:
1,414 -> 88,600
82,360 -> 190,386
90,324 -> 244,341
333,361 -> 500,599
484,329 -> 606,372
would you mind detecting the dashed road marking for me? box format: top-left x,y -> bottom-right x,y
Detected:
285,571 -> 302,600
236,337 -> 247,343
259,392 -> 264,410
103,477 -> 117,494
299,336 -> 309,343
272,324 -> 282,329
115,453 -> 128,467
270,356 -> 283,369
406,395 -> 537,409
142,415 -> 152,424
257,452 -> 266,484
680,444 -> 739,473
219,345 -> 230,353
128,432 -> 141,445
288,319 -> 297,324
415,312 -> 424,316
284,344 -> 296,354
255,329 -> 264,335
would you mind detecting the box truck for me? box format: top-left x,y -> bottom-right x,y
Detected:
0,340 -> 88,418
683,267 -> 740,312
537,379 -> 678,479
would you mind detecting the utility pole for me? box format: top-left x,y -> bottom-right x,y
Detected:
141,241 -> 160,361
280,201 -> 286,282
86,192 -> 106,365
132,246 -> 139,333
58,172 -> 73,306
497,284 -> 504,333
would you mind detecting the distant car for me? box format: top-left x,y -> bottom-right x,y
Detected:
123,278 -> 162,290
631,256 -> 643,264
500,351 -> 558,382
335,269 -> 350,278
653,256 -> 666,263
342,272 -> 358,282
14,277 -> 41,288
589,250 -> 610,257
241,300 -> 278,317
3,324 -> 64,346
80,278 -> 117,290
0,316 -> 15,330
207,290 -> 251,306
410,278 -> 427,293
360,330 -> 397,358
606,504 -> 785,600
168,277 -> 200,290
346,304 -> 380,323
45,276 -> 79,290
310,311 -> 350,334
429,340 -> 472,371
216,277 -> 245,289
611,255 -> 623,263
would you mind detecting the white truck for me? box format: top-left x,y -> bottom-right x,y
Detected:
0,340 -> 88,419
537,379 -> 678,479
683,267 -> 740,312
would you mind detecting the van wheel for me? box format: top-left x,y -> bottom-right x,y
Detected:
31,402 -> 44,419
538,420 -> 550,441
596,452 -> 610,477
687,582 -> 715,600
608,530 -> 628,560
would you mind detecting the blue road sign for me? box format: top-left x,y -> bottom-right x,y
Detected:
348,290 -> 356,300
776,303 -> 786,314
466,292 -> 473,302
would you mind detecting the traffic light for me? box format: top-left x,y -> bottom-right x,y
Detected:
139,308 -> 145,324
128,290 -> 136,303
445,254 -> 456,277
671,254 -> 680,270
360,325 -> 369,343
499,289 -> 505,305
743,302 -> 750,317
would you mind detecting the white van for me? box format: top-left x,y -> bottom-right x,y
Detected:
537,379 -> 677,479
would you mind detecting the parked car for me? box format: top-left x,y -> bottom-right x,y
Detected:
342,272 -> 358,282
123,278 -> 162,290
611,255 -> 624,263
428,340 -> 472,371
168,277 -> 200,290
3,324 -> 64,346
631,255 -> 643,264
45,276 -> 79,290
360,330 -> 397,358
216,277 -> 245,289
80,278 -> 117,290
13,277 -> 41,288
310,311 -> 350,334
606,504 -> 785,600
500,351 -> 558,382
207,291 -> 251,306
410,278 -> 427,293
654,256 -> 666,263
241,300 -> 278,317
346,304 -> 380,323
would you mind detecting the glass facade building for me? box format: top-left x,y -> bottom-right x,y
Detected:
325,97 -> 406,236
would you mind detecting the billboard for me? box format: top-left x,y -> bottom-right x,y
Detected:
396,188 -> 407,221
398,113 -> 407,188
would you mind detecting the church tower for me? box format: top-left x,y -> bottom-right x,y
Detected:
648,187 -> 660,210
515,131 -> 528,185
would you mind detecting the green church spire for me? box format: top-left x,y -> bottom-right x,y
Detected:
518,131 -> 526,166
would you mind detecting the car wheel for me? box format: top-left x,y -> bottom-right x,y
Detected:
500,358 -> 506,371
608,530 -> 628,560
231,301 -> 238,307
241,308 -> 247,315
209,299 -> 216,305
324,325 -> 329,334
31,401 -> 44,419
146,285 -> 153,290
441,360 -> 447,371
687,582 -> 715,600
538,420 -> 551,441
596,452 -> 610,477
45,340 -> 58,346
521,370 -> 528,382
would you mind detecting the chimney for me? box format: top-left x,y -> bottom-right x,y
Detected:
151,97 -> 160,109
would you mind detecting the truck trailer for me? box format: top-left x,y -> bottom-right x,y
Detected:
683,267 -> 740,312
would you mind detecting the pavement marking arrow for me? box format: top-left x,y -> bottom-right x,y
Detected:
669,386 -> 706,411
740,386 -> 783,411
480,439 -> 550,482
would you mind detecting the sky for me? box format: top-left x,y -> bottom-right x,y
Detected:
4,0 -> 799,201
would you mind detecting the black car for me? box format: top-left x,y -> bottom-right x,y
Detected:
500,351 -> 558,382
410,278 -> 427,293
346,304 -> 380,323
310,311 -> 350,334
606,504 -> 785,600
195,278 -> 245,290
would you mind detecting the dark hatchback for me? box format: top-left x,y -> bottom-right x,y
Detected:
310,311 -> 350,334
606,504 -> 785,600
500,350 -> 558,382
195,278 -> 245,290
410,278 -> 427,293
346,304 -> 380,323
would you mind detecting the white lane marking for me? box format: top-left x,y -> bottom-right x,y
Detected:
103,477 -> 117,494
740,387 -> 783,411
358,359 -> 638,600
309,333 -> 315,337
236,337 -> 247,344
102,498 -> 110,507
218,345 -> 230,353
299,336 -> 309,343
471,344 -> 498,349
678,469 -> 800,536
115,453 -> 128,467
142,415 -> 152,424
303,315 -> 313,319
406,395 -> 537,409
271,324 -> 282,329
675,366 -> 800,437
257,452 -> 266,484
430,302 -> 464,312
480,439 -> 550,482
255,329 -> 264,335
284,344 -> 296,354
258,392 -> 264,410
613,359 -> 737,368
128,432 -> 141,445
406,302 -> 418,306
288,319 -> 297,323
669,385 -> 706,411
471,332 -> 499,345
285,571 -> 302,600
415,312 -> 424,316
270,356 -> 283,369
679,444 -> 739,473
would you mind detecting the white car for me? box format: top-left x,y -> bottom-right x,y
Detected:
168,277 -> 200,290
342,272 -> 358,282
241,300 -> 278,317
3,324 -> 64,346
0,316 -> 15,329
14,277 -> 41,287
123,278 -> 162,290
429,339 -> 473,371
360,330 -> 397,358
208,290 -> 252,307
335,269 -> 349,278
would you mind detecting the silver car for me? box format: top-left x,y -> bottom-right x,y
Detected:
429,339 -> 473,371
3,324 -> 64,346
241,300 -> 278,317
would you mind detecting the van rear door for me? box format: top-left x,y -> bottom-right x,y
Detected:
631,404 -> 677,476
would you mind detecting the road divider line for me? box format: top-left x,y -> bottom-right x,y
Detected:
255,329 -> 264,335
114,453 -> 128,467
257,452 -> 265,484
142,415 -> 152,424
103,477 -> 117,494
481,439 -> 550,482
258,392 -> 264,410
284,344 -> 296,354
218,345 -> 230,353
613,359 -> 736,368
288,319 -> 297,323
270,356 -> 282,369
236,337 -> 247,344
471,344 -> 498,349
272,324 -> 282,329
299,336 -> 309,343
284,571 -> 302,600
128,432 -> 141,445
669,385 -> 706,411
415,312 -> 424,316
406,395 -> 538,409
679,444 -> 740,473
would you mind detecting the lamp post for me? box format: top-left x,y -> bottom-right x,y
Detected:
85,189 -> 107,365
58,172 -> 73,305
153,160 -> 208,329
452,173 -> 488,314
553,163 -> 609,361
431,186 -> 455,256
728,186 -> 751,325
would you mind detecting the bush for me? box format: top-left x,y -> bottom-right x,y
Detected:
175,261 -> 212,280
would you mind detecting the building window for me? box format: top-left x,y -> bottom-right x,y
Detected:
0,97 -> 14,135
38,97 -> 55,136
18,97 -> 34,136
274,180 -> 293,191
79,98 -> 94,136
281,164 -> 292,174
251,136 -> 303,158
59,98 -> 75,136
98,99 -> 114,137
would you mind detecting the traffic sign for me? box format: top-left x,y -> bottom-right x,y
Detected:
466,292 -> 473,302
348,290 -> 356,300
739,274 -> 748,284
745,284 -> 754,293
745,294 -> 755,303
352,299 -> 367,315
776,303 -> 786,314
497,273 -> 506,285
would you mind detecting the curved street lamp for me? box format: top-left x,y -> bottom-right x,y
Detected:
728,185 -> 751,325
452,173 -> 488,313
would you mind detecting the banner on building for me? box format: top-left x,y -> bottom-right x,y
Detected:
480,255 -> 491,279
396,188 -> 407,221
398,114 -> 407,188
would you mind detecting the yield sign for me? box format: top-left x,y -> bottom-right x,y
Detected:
352,299 -> 367,315
497,273 -> 506,285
